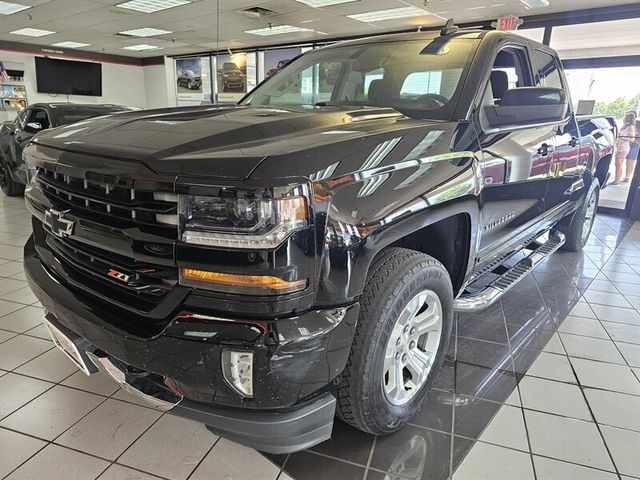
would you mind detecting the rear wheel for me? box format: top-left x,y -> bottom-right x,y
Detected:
336,247 -> 453,435
0,159 -> 24,196
559,179 -> 599,252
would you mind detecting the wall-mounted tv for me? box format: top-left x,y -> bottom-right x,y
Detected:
35,57 -> 102,96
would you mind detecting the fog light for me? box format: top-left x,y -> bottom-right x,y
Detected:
222,350 -> 254,397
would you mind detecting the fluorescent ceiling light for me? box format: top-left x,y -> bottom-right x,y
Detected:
10,28 -> 55,37
296,0 -> 358,7
51,41 -> 92,48
0,1 -> 30,15
245,25 -> 313,36
119,27 -> 172,37
518,0 -> 549,8
347,6 -> 431,22
123,44 -> 162,51
116,0 -> 190,13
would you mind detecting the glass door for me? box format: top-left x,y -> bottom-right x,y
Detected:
564,66 -> 640,212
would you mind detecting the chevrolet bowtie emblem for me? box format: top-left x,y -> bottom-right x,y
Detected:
44,209 -> 75,238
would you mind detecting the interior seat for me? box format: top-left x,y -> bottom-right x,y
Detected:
368,79 -> 392,105
490,70 -> 509,103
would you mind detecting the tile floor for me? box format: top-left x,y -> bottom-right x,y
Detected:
1,192 -> 640,480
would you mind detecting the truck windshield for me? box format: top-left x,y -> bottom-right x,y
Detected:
242,37 -> 478,120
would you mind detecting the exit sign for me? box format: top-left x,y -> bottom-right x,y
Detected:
497,15 -> 521,31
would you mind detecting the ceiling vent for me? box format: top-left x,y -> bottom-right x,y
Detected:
241,6 -> 278,18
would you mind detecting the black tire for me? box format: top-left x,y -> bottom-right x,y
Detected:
559,178 -> 600,252
0,158 -> 25,197
335,247 -> 453,435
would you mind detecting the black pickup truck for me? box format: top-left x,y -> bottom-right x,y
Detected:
22,27 -> 614,453
0,103 -> 135,196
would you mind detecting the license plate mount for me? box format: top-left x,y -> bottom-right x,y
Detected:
43,316 -> 98,376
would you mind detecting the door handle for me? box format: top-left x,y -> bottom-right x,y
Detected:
537,143 -> 551,156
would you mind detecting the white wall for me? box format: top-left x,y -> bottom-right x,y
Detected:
1,49 -> 149,110
143,63 -> 171,109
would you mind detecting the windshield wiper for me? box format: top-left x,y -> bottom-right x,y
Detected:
314,101 -> 371,107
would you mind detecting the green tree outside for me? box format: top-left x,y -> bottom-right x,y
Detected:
594,93 -> 640,121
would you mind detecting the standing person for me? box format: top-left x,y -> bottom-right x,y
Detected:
625,117 -> 640,182
614,111 -> 637,184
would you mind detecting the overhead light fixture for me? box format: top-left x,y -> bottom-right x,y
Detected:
119,27 -> 172,37
245,25 -> 313,36
51,41 -> 92,48
10,27 -> 55,37
116,0 -> 190,13
518,0 -> 550,8
122,44 -> 162,51
0,1 -> 30,15
347,6 -> 431,22
295,0 -> 358,7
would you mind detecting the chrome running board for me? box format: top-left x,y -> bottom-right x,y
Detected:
455,230 -> 565,312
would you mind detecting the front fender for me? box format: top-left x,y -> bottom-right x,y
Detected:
313,153 -> 482,306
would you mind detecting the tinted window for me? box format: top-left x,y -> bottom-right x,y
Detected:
483,46 -> 534,106
27,108 -> 51,129
242,38 -> 478,120
534,49 -> 563,89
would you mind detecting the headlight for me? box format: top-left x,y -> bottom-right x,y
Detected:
179,190 -> 308,249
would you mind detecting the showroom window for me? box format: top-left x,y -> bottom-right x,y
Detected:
565,65 -> 640,210
551,17 -> 640,59
512,27 -> 546,44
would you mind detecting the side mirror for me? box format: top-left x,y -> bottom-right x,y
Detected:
25,122 -> 43,133
484,87 -> 568,128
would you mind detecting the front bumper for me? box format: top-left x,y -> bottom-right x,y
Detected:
24,235 -> 358,452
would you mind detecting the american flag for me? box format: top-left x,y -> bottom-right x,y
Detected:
0,62 -> 10,83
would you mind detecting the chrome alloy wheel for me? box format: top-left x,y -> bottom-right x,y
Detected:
582,188 -> 598,243
382,290 -> 443,406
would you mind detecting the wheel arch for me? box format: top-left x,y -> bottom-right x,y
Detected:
387,213 -> 472,295
349,201 -> 478,300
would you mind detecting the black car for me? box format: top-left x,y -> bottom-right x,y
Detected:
177,70 -> 202,90
0,103 -> 134,196
22,27 -> 614,453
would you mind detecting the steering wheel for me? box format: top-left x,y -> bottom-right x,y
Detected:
416,93 -> 449,107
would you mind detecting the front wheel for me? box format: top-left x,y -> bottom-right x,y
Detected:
336,247 -> 453,435
559,178 -> 600,252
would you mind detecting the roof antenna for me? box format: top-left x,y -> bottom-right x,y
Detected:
440,18 -> 459,36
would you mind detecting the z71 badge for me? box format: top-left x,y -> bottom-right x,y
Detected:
107,268 -> 131,284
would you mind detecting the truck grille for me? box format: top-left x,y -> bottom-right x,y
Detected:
44,230 -> 176,312
33,167 -> 181,313
36,167 -> 178,238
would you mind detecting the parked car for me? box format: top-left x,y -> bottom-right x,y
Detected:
0,103 -> 135,196
22,26 -> 614,454
221,62 -> 245,91
266,59 -> 291,77
177,70 -> 202,90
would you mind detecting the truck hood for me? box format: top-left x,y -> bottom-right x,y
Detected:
31,105 -> 442,180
